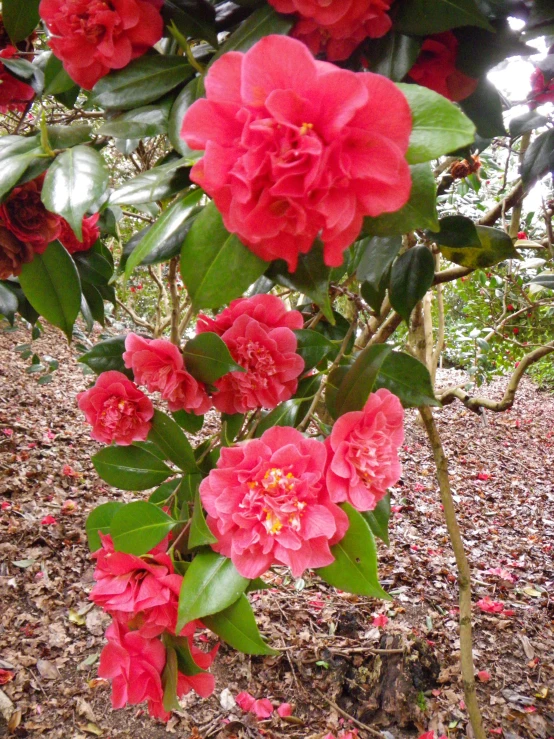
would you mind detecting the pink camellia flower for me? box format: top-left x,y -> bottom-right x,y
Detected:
123,333 -> 211,415
0,47 -> 35,113
91,533 -> 185,637
476,597 -> 505,614
181,35 -> 412,271
98,620 -> 166,713
39,0 -> 165,90
529,67 -> 554,106
236,691 -> 274,719
407,32 -> 478,102
197,294 -> 304,336
77,370 -> 153,445
269,0 -> 392,61
59,214 -> 100,254
200,426 -> 349,578
326,388 -> 404,512
205,312 -> 305,415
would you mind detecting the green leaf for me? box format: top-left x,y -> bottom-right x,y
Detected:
181,201 -> 269,310
78,336 -> 129,376
43,53 -> 76,95
221,413 -> 244,447
42,146 -> 109,240
85,502 -> 124,552
389,246 -> 435,322
357,236 -> 402,313
530,274 -> 554,290
459,77 -> 507,139
363,164 -> 439,236
367,33 -> 422,81
437,225 -> 521,268
325,365 -> 351,420
189,488 -> 218,548
92,445 -> 171,491
362,494 -> 391,546
317,503 -> 390,599
2,0 -> 40,42
294,329 -> 334,371
394,0 -> 493,34
46,124 -> 93,150
0,283 -> 18,322
254,400 -> 300,437
521,129 -> 554,190
111,501 -> 176,555
168,77 -> 205,157
335,344 -> 392,417
203,594 -> 277,655
183,332 -> 244,384
98,98 -> 173,139
164,1 -> 218,48
428,215 -> 480,249
90,55 -> 193,110
148,409 -> 198,472
149,478 -> 182,506
374,351 -> 440,407
267,244 -> 334,324
397,84 -> 476,164
110,159 -> 192,207
176,551 -> 249,632
209,6 -> 293,66
0,148 -> 44,201
19,242 -> 81,340
162,646 -> 180,713
125,190 -> 203,277
173,636 -> 205,676
74,251 -> 113,286
509,111 -> 548,138
172,410 -> 204,434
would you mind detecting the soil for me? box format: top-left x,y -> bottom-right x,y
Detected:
0,323 -> 553,739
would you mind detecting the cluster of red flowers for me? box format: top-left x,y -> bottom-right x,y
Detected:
268,0 -> 393,61
528,65 -> 554,106
0,173 -> 101,279
90,533 -> 217,720
0,15 -> 36,114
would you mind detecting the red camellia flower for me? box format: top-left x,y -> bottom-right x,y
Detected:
123,333 -> 211,415
200,426 -> 349,578
77,370 -> 154,445
0,224 -> 34,279
326,389 -> 404,512
197,294 -> 304,336
529,67 -> 554,106
91,534 -> 185,638
181,35 -> 412,271
0,47 -> 36,112
269,0 -> 392,61
59,213 -> 101,254
39,0 -> 165,90
0,174 -> 61,252
200,308 -> 305,415
407,32 -> 478,102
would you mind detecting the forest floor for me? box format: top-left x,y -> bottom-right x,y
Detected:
0,323 -> 553,739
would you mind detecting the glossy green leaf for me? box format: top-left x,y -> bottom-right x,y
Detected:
74,251 -> 113,286
172,410 -> 204,434
325,364 -> 351,420
85,502 -> 124,552
148,409 -> 198,472
335,344 -> 392,417
110,159 -> 192,207
398,84 -> 476,164
164,0 -> 218,48
357,236 -> 401,312
176,551 -> 249,632
90,55 -> 193,110
438,225 -> 521,268
173,636 -> 205,676
267,244 -> 334,324
459,78 -> 507,139
0,283 -> 18,322
317,503 -> 390,599
189,488 -> 218,548
255,400 -> 300,437
78,336 -> 129,376
0,148 -> 44,201
98,98 -> 173,139
389,245 -> 435,322
521,129 -> 554,189
428,215 -> 480,249
530,274 -> 554,290
362,494 -> 391,546
509,111 -> 548,138
374,351 -> 440,407
221,413 -> 244,447
294,329 -> 334,371
19,242 -> 81,340
46,124 -> 93,150
203,594 -> 277,655
43,53 -> 76,95
181,201 -> 269,310
363,164 -> 439,236
168,77 -> 205,157
92,445 -> 171,491
111,501 -> 176,555
2,0 -> 40,42
394,0 -> 493,34
125,190 -> 203,277
183,332 -> 244,384
162,646 -> 180,712
149,478 -> 182,506
368,32 -> 421,81
42,146 -> 108,240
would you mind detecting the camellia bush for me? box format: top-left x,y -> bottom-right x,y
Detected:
1,1 -> 554,737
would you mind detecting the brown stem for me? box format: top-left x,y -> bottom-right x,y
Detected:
115,298 -> 154,332
168,257 -> 181,346
419,406 -> 486,739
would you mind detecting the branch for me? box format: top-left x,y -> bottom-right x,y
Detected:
116,299 -> 154,332
439,340 -> 554,413
167,257 -> 181,346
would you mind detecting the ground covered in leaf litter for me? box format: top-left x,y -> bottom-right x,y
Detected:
0,323 -> 553,739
